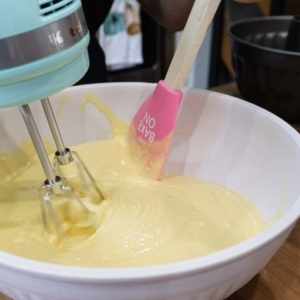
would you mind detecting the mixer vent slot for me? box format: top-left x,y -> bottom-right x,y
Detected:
39,0 -> 75,16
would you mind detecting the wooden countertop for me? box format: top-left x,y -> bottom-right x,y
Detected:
1,83 -> 299,300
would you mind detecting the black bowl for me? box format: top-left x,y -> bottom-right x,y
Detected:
228,16 -> 300,121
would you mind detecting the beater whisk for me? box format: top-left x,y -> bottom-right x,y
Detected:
19,104 -> 99,237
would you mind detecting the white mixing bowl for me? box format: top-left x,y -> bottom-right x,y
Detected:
0,83 -> 300,300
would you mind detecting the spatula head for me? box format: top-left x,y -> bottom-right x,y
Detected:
127,80 -> 182,180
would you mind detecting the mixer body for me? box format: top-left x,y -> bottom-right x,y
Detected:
0,0 -> 90,107
0,0 -> 101,237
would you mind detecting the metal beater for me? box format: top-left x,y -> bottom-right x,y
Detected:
19,102 -> 102,236
41,98 -> 103,199
0,1 -> 102,236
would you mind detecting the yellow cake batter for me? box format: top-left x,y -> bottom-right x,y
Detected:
0,95 -> 269,267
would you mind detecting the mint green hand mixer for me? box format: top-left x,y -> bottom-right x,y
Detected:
0,0 -> 102,236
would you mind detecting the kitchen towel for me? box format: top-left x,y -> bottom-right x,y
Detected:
99,0 -> 143,70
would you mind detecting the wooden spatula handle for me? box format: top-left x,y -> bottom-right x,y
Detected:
164,0 -> 222,91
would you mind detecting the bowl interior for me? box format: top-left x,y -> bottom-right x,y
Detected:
1,83 -> 300,224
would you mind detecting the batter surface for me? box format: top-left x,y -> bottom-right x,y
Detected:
0,138 -> 268,267
0,96 -> 268,267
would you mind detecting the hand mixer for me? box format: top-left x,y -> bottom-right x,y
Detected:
0,0 -> 102,236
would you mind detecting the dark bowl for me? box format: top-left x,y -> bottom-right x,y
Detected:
228,16 -> 300,121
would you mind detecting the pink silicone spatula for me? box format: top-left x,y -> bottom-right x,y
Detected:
128,0 -> 222,179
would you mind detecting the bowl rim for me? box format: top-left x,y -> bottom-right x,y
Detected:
0,82 -> 300,282
227,16 -> 300,57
